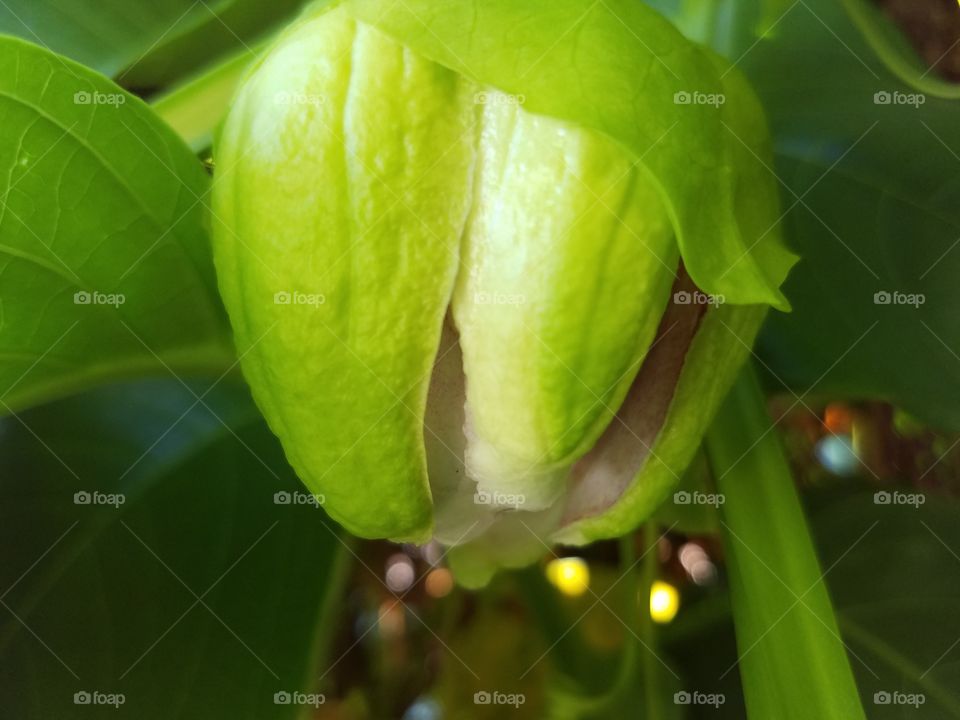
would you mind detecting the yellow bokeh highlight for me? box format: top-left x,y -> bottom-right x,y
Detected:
649,580 -> 680,624
546,557 -> 590,597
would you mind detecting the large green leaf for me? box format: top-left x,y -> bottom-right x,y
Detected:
0,379 -> 350,718
721,0 -> 960,430
0,0 -> 303,87
662,485 -> 960,719
0,37 -> 232,414
344,0 -> 796,308
706,369 -> 866,719
811,489 -> 960,718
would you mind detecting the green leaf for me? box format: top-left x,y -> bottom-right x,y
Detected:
0,37 -> 232,414
706,368 -> 866,719
117,0 -> 304,90
344,0 -> 796,308
722,0 -> 960,430
0,0 -> 223,78
0,0 -> 303,87
0,379 -> 351,718
810,489 -> 960,718
152,39 -> 267,152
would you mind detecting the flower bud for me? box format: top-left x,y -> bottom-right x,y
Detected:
212,0 -> 795,585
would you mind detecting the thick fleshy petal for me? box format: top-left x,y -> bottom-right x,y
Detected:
452,98 -> 678,511
212,7 -> 477,541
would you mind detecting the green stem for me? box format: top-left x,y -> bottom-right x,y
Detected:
302,532 -> 355,710
705,366 -> 866,719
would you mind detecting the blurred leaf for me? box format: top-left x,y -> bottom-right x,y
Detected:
810,488 -> 960,718
0,378 -> 351,718
840,0 -> 960,99
0,0 -> 303,87
0,38 -> 233,414
152,39 -> 266,152
118,0 -> 304,90
722,0 -> 960,430
706,369 -> 866,719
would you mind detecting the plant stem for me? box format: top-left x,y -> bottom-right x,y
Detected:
705,366 -> 866,719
